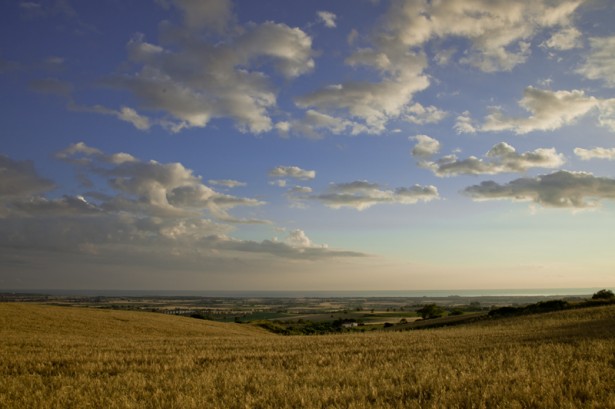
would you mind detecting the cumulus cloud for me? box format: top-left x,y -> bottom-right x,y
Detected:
574,147 -> 615,161
56,142 -> 263,220
404,103 -> 448,125
317,11 -> 337,28
296,1 -> 433,135
269,166 -> 316,181
0,147 -> 363,264
311,180 -> 439,210
463,170 -> 615,208
454,111 -> 478,134
410,135 -> 441,157
382,0 -> 582,72
107,13 -> 314,133
277,109 -> 371,138
116,107 -> 151,131
293,0 -> 579,136
423,142 -> 565,177
576,36 -> 615,87
296,57 -> 430,134
481,87 -> 599,134
542,27 -> 583,50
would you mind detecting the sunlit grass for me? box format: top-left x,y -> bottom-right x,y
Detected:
1,303 -> 614,408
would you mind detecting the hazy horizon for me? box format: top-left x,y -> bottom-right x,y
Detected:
1,0 -> 614,291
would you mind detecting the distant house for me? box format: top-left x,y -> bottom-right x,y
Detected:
342,322 -> 358,328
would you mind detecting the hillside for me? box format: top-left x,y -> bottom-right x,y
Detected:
1,303 -> 614,408
0,303 -> 270,339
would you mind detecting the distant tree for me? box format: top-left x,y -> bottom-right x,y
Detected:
592,289 -> 615,300
417,304 -> 444,320
449,308 -> 463,316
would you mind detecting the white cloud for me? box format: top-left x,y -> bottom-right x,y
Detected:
454,111 -> 477,134
296,55 -> 430,133
68,102 -> 152,131
56,142 -> 137,165
296,0 -> 576,135
116,107 -> 151,131
423,142 -> 565,177
598,99 -> 615,132
574,147 -> 615,161
410,134 -> 441,157
1,148 -> 365,266
269,166 -> 316,181
542,27 -> 583,50
285,229 -> 314,248
382,0 -> 583,72
576,36 -> 615,87
110,16 -> 314,133
279,109 -> 370,138
56,142 -> 263,220
404,103 -> 448,125
481,87 -> 598,134
313,180 -> 439,210
296,2 -> 434,136
317,11 -> 337,28
463,170 -> 615,208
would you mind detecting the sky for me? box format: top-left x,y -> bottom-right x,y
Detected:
1,0 -> 615,291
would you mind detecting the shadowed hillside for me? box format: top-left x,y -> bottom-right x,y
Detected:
0,303 -> 270,339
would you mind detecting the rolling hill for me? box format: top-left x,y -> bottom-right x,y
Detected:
1,303 -> 614,408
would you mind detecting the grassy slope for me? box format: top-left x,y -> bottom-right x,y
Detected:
1,303 -> 614,408
0,303 -> 270,338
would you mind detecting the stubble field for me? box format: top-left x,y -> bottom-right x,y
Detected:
1,303 -> 614,408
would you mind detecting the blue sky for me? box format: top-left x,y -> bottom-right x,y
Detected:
1,0 -> 615,291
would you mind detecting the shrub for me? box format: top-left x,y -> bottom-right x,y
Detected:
417,304 -> 444,320
592,289 -> 615,300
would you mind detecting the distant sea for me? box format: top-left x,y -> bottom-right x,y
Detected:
2,288 -> 605,298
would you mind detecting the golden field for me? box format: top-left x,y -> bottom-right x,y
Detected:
1,303 -> 614,408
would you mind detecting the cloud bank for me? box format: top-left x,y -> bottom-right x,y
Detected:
0,145 -> 363,264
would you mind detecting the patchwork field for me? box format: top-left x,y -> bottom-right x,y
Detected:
1,303 -> 614,408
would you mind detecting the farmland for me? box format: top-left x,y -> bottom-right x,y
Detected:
1,302 -> 614,408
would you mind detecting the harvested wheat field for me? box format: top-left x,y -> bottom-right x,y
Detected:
1,303 -> 614,408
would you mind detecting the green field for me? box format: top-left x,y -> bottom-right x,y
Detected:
1,303 -> 614,408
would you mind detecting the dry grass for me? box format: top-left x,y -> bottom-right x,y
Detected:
1,303 -> 614,408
